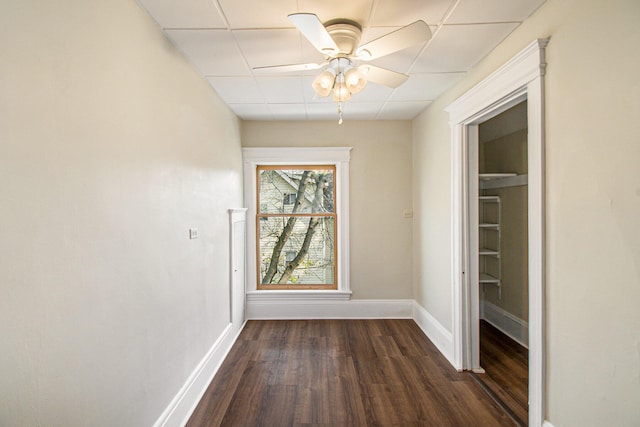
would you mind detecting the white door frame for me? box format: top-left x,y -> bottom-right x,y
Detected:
446,39 -> 548,427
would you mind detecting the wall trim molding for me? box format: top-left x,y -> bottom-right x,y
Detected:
153,321 -> 246,427
246,298 -> 414,319
542,422 -> 555,427
481,301 -> 529,348
412,301 -> 456,369
446,39 -> 548,124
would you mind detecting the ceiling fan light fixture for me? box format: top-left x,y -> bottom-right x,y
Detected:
333,80 -> 351,102
312,68 -> 336,97
344,67 -> 367,94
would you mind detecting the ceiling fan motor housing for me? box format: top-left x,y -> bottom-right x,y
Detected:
324,19 -> 362,55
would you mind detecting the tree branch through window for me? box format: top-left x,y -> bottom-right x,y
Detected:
257,166 -> 336,289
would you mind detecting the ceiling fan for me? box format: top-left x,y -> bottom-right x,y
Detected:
253,13 -> 432,123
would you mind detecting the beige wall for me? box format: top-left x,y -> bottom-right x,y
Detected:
242,121 -> 413,299
0,1 -> 243,426
412,0 -> 640,425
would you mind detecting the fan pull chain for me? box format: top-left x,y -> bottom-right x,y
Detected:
338,102 -> 343,125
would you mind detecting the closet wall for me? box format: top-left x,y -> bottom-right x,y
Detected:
479,102 -> 529,343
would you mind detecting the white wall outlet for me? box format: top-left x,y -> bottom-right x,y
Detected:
403,210 -> 414,218
189,228 -> 199,239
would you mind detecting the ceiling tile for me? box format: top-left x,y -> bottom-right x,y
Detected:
255,76 -> 306,103
412,23 -> 519,73
234,29 -> 323,70
229,103 -> 273,120
341,102 -> 384,120
371,0 -> 455,26
268,104 -> 309,120
165,30 -> 250,76
391,72 -> 465,101
218,0 -> 297,29
305,103 -> 344,120
206,77 -> 265,104
297,0 -> 374,27
137,0 -> 227,28
378,101 -> 432,120
447,0 -> 545,24
349,82 -> 394,103
360,25 -> 400,45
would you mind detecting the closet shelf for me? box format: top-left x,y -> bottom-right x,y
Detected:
479,248 -> 499,257
479,223 -> 500,229
480,273 -> 500,284
479,173 -> 517,181
480,173 -> 528,189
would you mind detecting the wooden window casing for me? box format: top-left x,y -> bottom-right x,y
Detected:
256,165 -> 338,290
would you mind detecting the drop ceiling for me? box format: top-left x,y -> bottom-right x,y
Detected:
136,0 -> 545,121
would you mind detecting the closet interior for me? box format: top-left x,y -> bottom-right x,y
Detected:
476,100 -> 529,426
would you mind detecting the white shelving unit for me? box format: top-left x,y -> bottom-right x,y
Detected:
478,176 -> 506,299
478,172 -> 526,299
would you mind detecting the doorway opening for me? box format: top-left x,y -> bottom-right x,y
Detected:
446,39 -> 547,427
474,101 -> 530,425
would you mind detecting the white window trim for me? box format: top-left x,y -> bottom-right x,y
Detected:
242,147 -> 352,301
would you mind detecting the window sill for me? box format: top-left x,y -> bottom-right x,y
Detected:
246,290 -> 352,302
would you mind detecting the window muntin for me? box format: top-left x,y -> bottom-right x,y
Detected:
256,166 -> 337,289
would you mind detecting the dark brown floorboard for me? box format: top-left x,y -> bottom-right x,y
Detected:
476,320 -> 529,426
187,319 -> 517,427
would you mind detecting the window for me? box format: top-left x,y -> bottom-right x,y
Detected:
243,147 -> 352,298
282,193 -> 296,206
257,166 -> 336,289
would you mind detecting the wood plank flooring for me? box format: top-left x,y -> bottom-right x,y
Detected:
475,320 -> 529,426
187,319 -> 517,426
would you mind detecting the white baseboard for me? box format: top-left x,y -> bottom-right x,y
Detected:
412,301 -> 455,368
247,297 -> 414,319
542,421 -> 555,427
481,300 -> 528,348
153,321 -> 246,427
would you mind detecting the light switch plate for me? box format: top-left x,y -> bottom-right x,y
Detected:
189,228 -> 199,239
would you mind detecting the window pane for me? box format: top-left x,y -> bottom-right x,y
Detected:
259,216 -> 335,286
258,168 -> 335,214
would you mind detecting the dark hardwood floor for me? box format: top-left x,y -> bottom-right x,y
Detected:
474,320 -> 529,426
187,319 -> 517,426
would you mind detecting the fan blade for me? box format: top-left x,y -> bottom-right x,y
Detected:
356,20 -> 431,60
253,62 -> 325,74
359,65 -> 408,88
288,13 -> 340,56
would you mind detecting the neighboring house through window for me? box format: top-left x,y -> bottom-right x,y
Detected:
282,192 -> 297,206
